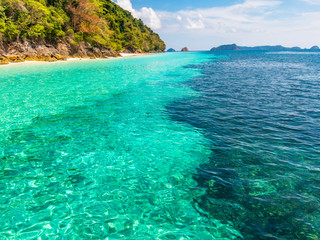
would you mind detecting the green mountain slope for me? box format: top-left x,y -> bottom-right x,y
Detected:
0,0 -> 165,56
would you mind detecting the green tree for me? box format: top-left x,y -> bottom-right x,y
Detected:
0,0 -> 166,51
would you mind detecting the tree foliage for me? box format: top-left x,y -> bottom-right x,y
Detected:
0,0 -> 165,51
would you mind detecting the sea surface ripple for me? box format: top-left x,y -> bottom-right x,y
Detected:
0,53 -> 240,239
1,51 -> 319,239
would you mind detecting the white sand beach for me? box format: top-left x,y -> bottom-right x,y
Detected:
0,53 -> 149,67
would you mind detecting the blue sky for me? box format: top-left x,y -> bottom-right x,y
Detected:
131,0 -> 243,11
115,0 -> 320,50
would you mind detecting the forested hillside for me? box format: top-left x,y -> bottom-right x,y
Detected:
0,0 -> 165,62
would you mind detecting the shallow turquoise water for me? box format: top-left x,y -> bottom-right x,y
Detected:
0,53 -> 241,239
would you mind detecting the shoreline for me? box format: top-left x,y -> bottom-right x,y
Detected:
0,53 -> 149,67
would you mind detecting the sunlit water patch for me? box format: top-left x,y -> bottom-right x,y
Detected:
0,53 -> 241,239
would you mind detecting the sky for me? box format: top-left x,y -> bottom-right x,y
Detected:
114,0 -> 320,50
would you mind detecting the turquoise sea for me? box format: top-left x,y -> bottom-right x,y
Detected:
0,52 -> 319,239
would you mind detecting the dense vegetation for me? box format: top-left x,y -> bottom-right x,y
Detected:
0,0 -> 165,52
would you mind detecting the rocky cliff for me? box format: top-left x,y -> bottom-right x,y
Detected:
0,41 -> 122,64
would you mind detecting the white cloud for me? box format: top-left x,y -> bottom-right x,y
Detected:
302,0 -> 320,5
161,0 -> 281,33
116,0 -> 320,49
153,0 -> 320,49
116,0 -> 134,12
115,0 -> 161,30
136,7 -> 162,30
185,18 -> 205,29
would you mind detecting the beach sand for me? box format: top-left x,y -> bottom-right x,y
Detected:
0,53 -> 147,67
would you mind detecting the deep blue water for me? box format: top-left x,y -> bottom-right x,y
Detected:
167,51 -> 320,239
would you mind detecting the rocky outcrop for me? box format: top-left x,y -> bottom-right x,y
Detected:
167,48 -> 176,52
0,56 -> 9,65
181,47 -> 189,52
0,41 -> 5,56
0,40 -> 122,64
210,44 -> 240,51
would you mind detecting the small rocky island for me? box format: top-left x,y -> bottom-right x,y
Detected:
167,48 -> 176,52
181,47 -> 189,52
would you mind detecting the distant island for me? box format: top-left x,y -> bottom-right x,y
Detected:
167,48 -> 176,52
311,46 -> 320,50
181,47 -> 189,52
211,44 -> 240,51
0,0 -> 166,64
210,44 -> 320,51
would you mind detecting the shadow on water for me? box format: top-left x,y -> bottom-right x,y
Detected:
166,52 -> 320,240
